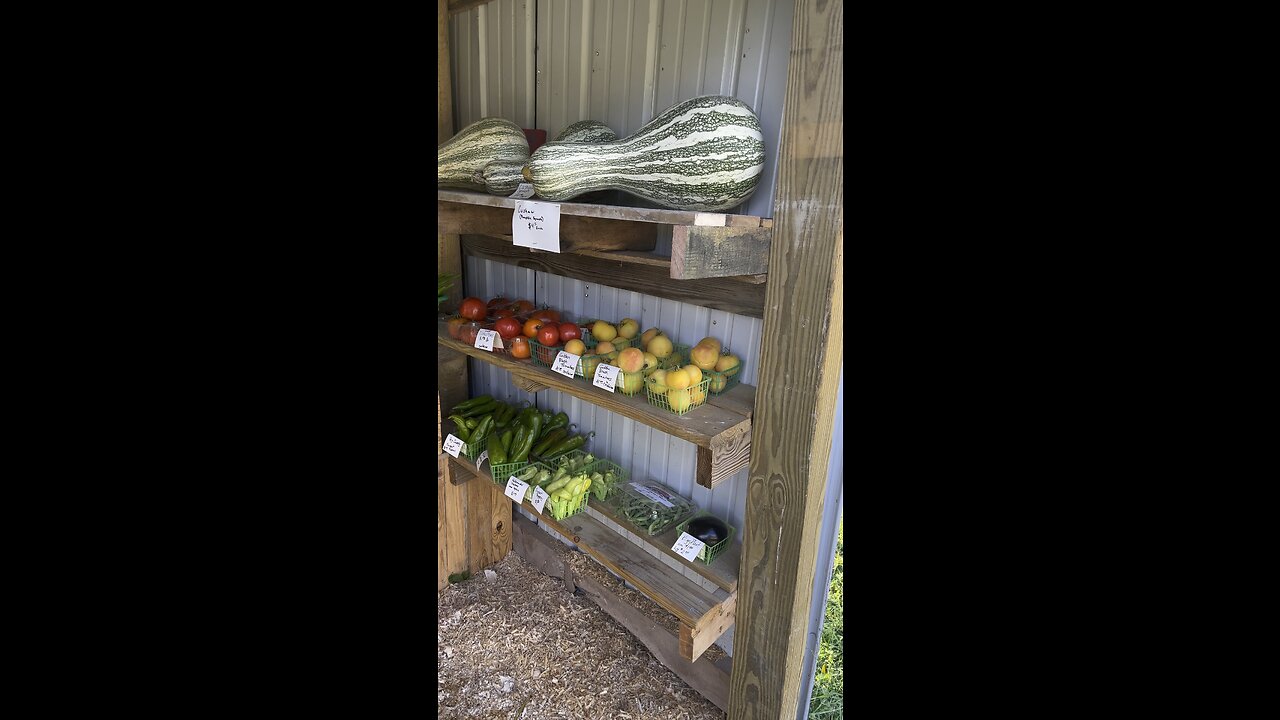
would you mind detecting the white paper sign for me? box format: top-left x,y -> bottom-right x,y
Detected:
592,363 -> 621,392
476,450 -> 489,469
443,434 -> 464,458
505,476 -> 530,503
672,532 -> 707,561
509,182 -> 536,199
513,200 -> 561,253
531,486 -> 550,514
551,350 -> 581,378
475,329 -> 498,351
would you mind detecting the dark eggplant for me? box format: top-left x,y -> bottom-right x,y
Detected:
687,516 -> 729,545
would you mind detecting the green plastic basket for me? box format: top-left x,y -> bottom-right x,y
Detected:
700,347 -> 743,396
584,458 -> 628,501
461,424 -> 491,462
645,377 -> 711,416
659,343 -> 693,370
490,459 -> 530,485
676,513 -> 736,565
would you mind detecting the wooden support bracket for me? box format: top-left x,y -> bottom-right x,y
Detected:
671,225 -> 771,279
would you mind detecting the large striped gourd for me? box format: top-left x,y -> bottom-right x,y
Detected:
438,118 -> 530,192
522,96 -> 764,212
553,120 -> 619,143
477,120 -> 619,195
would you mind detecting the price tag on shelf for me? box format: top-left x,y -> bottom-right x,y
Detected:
551,350 -> 580,378
443,434 -> 464,458
592,363 -> 621,392
672,532 -> 707,562
505,476 -> 530,503
512,200 -> 562,253
530,486 -> 550,514
476,450 -> 489,469
474,329 -> 499,352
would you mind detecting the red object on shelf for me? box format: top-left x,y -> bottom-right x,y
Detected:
523,129 -> 546,153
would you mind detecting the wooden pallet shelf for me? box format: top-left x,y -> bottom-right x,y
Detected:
438,324 -> 752,489
440,189 -> 772,282
450,454 -> 736,662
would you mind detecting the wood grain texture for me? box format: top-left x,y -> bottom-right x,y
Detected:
447,0 -> 498,15
438,323 -> 753,451
728,0 -> 844,718
681,592 -> 737,662
439,202 -> 658,251
461,233 -> 767,318
465,476 -> 511,575
702,422 -> 753,488
671,226 -> 772,279
438,456 -> 448,592
440,188 -> 763,227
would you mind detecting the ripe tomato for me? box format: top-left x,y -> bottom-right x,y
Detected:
487,297 -> 510,309
558,322 -> 581,342
447,316 -> 468,339
458,322 -> 481,346
492,307 -> 515,319
494,316 -> 522,340
512,299 -> 535,314
537,324 -> 560,347
510,336 -> 531,359
460,297 -> 487,321
534,309 -> 561,324
523,317 -> 544,338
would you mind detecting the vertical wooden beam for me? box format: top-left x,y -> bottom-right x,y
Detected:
727,0 -> 844,718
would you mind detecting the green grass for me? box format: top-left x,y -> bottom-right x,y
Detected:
809,518 -> 843,718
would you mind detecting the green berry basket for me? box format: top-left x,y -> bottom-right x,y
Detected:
584,458 -> 628,501
490,459 -> 531,485
700,347 -> 743,396
460,424 -> 491,462
645,377 -> 711,416
675,513 -> 736,565
659,343 -> 693,370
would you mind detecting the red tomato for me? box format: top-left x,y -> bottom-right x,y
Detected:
537,324 -> 560,347
447,317 -> 468,339
458,322 -> 481,345
534,309 -> 561,324
523,317 -> 544,339
494,317 -> 522,340
460,297 -> 487,321
558,322 -> 581,342
512,299 -> 535,314
487,297 -> 510,309
510,337 -> 531,359
492,307 -> 515,319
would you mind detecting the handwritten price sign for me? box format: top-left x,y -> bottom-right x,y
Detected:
552,350 -> 580,378
512,200 -> 562,253
592,363 -> 621,392
671,532 -> 707,561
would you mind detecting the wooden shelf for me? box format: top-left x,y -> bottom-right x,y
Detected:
440,189 -> 772,281
588,497 -> 740,594
438,323 -> 752,488
450,454 -> 736,662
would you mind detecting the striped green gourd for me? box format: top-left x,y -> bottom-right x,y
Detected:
521,96 -> 764,211
553,120 -> 619,143
478,121 -> 619,195
438,118 -> 530,192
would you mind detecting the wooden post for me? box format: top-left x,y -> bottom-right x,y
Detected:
727,0 -> 844,718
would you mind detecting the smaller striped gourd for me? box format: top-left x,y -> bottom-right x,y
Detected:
553,120 -> 619,143
476,120 -> 619,196
521,96 -> 765,211
438,117 -> 529,192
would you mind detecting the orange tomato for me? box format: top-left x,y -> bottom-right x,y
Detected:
534,309 -> 560,324
510,336 -> 531,359
513,299 -> 535,314
523,317 -> 544,338
447,316 -> 467,339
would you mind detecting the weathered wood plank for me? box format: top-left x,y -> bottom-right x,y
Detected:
698,420 -> 752,488
440,188 -> 762,228
447,0 -> 497,15
439,201 -> 658,251
438,323 -> 753,450
576,570 -> 731,712
465,476 -> 512,575
438,456 -> 448,592
681,593 -> 737,662
461,233 -> 767,319
671,226 -> 771,279
728,0 -> 844,717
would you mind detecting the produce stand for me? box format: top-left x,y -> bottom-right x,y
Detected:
438,0 -> 843,716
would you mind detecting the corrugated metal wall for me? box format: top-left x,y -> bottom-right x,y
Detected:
450,0 -> 794,219
449,0 -> 844,682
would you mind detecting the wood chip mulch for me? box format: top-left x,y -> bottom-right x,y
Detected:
439,543 -> 728,719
